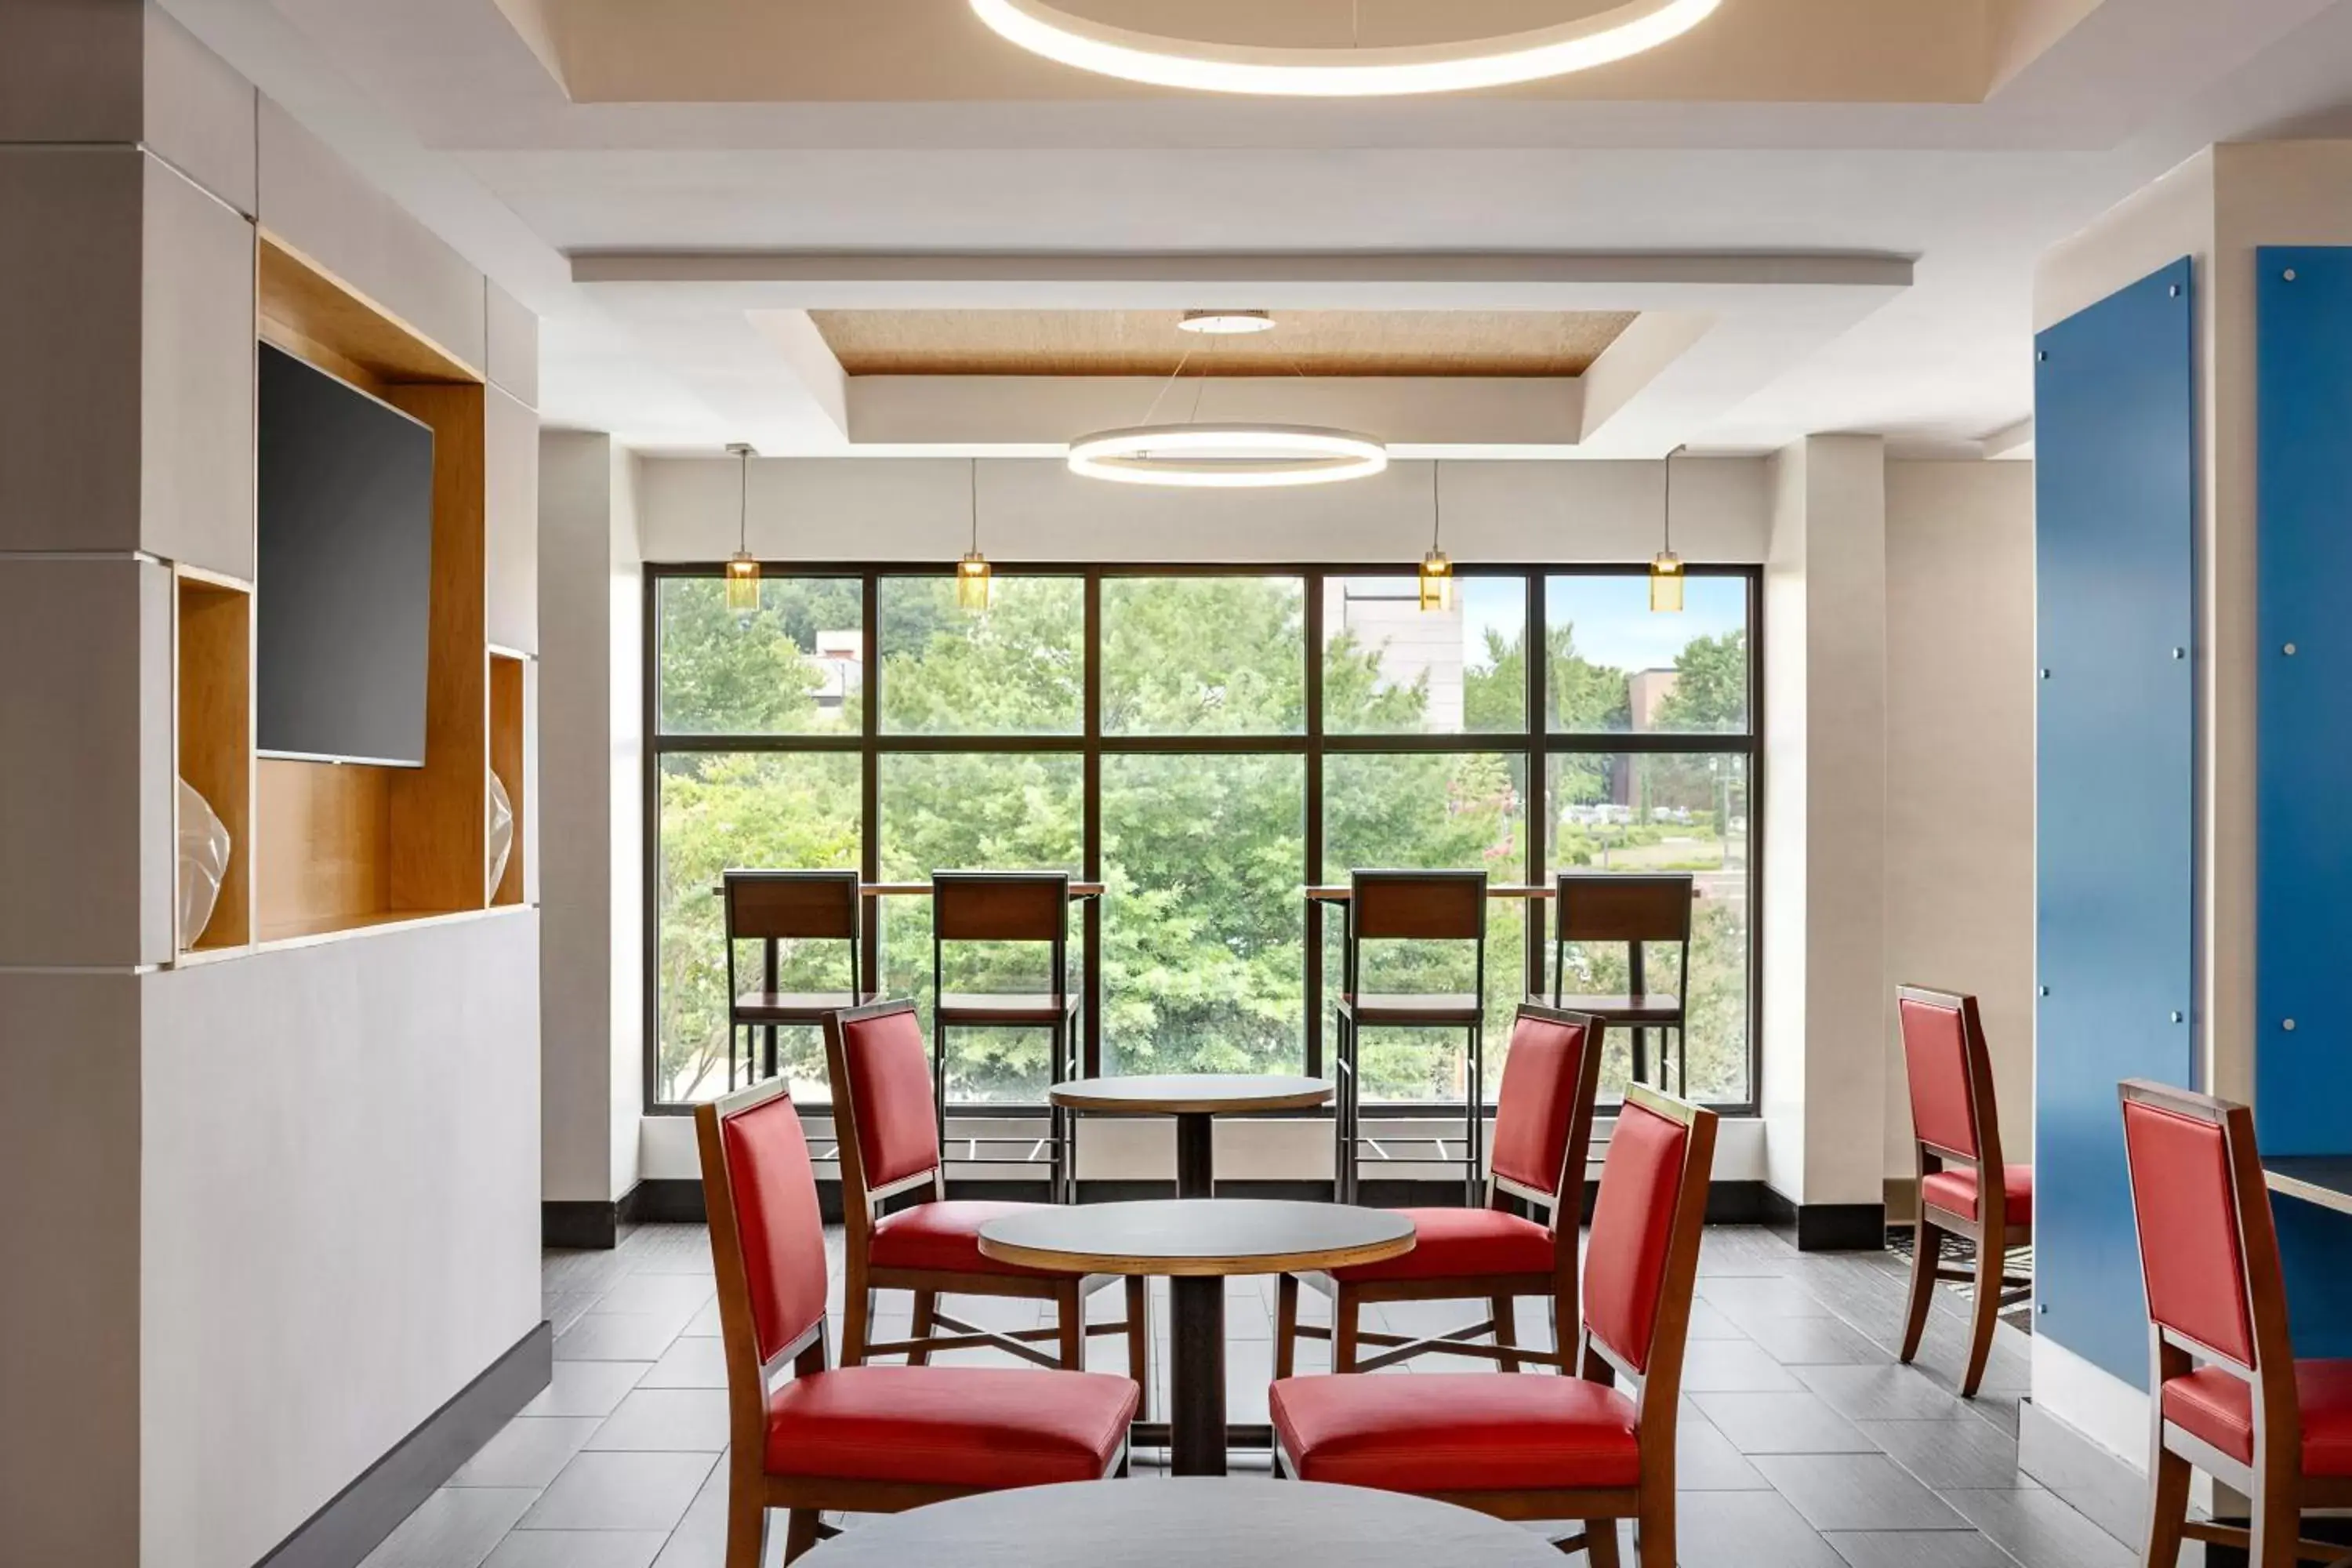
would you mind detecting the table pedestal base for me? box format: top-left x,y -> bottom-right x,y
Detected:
1169,1275 -> 1228,1476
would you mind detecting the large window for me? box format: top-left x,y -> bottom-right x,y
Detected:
649,564 -> 1760,1115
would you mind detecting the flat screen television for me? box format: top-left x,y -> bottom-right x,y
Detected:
256,343 -> 435,767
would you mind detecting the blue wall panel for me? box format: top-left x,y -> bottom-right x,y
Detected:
2253,247 -> 2352,1356
2034,257 -> 2198,1388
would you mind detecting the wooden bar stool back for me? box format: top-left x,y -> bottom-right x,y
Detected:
1335,868 -> 1489,1205
1548,872 -> 1693,1094
724,869 -> 873,1090
1893,985 -> 2032,1397
696,1075 -> 1136,1566
1279,1004 -> 1605,1378
930,870 -> 1081,1201
2122,1079 -> 2352,1568
1269,1085 -> 1719,1568
823,999 -> 1147,1381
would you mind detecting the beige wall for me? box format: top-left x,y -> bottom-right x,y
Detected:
1882,460 -> 2037,1181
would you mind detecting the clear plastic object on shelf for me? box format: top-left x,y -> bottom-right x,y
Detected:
487,770 -> 515,900
177,778 -> 230,947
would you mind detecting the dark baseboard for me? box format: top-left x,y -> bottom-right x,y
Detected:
543,1199 -> 619,1250
610,1175 -> 1786,1229
1756,1187 -> 1889,1251
255,1320 -> 552,1568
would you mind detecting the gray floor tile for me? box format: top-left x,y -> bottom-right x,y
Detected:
1686,1298 -> 1751,1340
557,1312 -> 696,1363
1682,1338 -> 1809,1392
586,1388 -> 732,1452
1825,1530 -> 2022,1567
593,1273 -> 717,1317
1754,1454 -> 1974,1532
448,1417 -> 603,1489
520,1359 -> 652,1418
358,1488 -> 537,1568
1674,1486 -> 1848,1567
481,1531 -> 670,1568
519,1450 -> 717,1532
1742,1314 -> 1897,1366
638,1335 -> 730,1389
681,1298 -> 724,1338
1796,1363 -> 1966,1421
1677,1407 -> 1774,1490
1693,1391 -> 1880,1455
1938,1486 -> 2137,1568
1857,1417 -> 2038,1490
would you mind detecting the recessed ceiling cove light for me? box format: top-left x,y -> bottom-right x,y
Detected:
968,0 -> 1722,98
1178,310 -> 1276,335
1068,424 -> 1388,488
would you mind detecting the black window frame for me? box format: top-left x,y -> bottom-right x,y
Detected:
644,561 -> 1763,1118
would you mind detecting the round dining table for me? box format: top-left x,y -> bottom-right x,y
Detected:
800,1477 -> 1566,1566
979,1198 -> 1414,1477
1049,1073 -> 1333,1199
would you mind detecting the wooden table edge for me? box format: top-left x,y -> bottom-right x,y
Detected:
976,1229 -> 1415,1279
2264,1163 -> 2352,1214
1048,1083 -> 1334,1116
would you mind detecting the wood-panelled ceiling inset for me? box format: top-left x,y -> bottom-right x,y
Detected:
809,310 -> 1641,378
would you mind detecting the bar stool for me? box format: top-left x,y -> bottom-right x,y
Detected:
1546,872 -> 1693,1094
723,869 -> 876,1090
1334,869 -> 1488,1207
931,870 -> 1080,1203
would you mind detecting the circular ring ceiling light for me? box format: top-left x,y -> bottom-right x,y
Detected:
968,0 -> 1721,97
1178,309 -> 1276,334
1069,424 -> 1388,488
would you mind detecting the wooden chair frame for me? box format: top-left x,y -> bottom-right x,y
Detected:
722,869 -> 871,1092
1274,1084 -> 1717,1568
931,870 -> 1081,1203
1548,871 -> 1693,1095
695,1078 -> 1127,1566
1896,984 -> 2031,1398
1334,868 -> 1490,1207
2122,1080 -> 2352,1568
824,999 -> 1148,1382
1276,1005 -> 1607,1377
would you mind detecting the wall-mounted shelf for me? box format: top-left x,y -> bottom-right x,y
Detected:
488,648 -> 526,908
175,568 -> 253,956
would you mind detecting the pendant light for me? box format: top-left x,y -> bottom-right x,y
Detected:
956,458 -> 993,612
1650,444 -> 1686,614
1419,462 -> 1455,613
724,441 -> 759,613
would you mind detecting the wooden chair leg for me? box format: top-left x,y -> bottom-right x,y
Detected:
1335,1294 -> 1361,1373
1962,1233 -> 2002,1398
1634,1495 -> 1674,1568
2142,1439 -> 2190,1568
724,1469 -> 768,1568
1582,1519 -> 1622,1567
1492,1294 -> 1521,1374
782,1508 -> 822,1564
908,1290 -> 937,1367
1899,1219 -> 1941,1364
2251,1464 -> 2303,1568
1275,1272 -> 1300,1380
1125,1274 -> 1150,1395
842,1270 -> 872,1367
1058,1281 -> 1084,1369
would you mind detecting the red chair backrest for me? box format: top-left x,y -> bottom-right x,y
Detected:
1897,989 -> 1984,1161
2120,1085 -> 2267,1369
1490,1009 -> 1597,1203
1582,1094 -> 1698,1375
836,1004 -> 942,1190
704,1087 -> 829,1366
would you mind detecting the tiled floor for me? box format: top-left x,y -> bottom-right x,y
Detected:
362,1222 -> 2128,1568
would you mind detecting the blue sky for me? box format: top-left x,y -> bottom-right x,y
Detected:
1464,575 -> 1744,673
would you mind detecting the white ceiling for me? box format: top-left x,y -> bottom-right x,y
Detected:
163,0 -> 2352,457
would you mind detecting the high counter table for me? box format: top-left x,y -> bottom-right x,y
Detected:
981,1199 -> 1414,1477
2264,1157 -> 2352,1215
1049,1073 -> 1332,1199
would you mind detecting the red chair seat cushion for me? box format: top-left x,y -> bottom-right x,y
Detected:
1330,1207 -> 1556,1284
1270,1373 -> 1641,1492
766,1365 -> 1138,1486
868,1200 -> 1055,1277
1921,1163 -> 2034,1228
2161,1361 -> 2352,1476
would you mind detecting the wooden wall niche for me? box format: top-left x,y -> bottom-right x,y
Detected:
176,572 -> 252,953
246,234 -> 503,945
488,651 -> 525,907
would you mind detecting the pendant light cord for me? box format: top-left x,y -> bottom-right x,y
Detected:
968,458 -> 980,552
1139,334 -> 1202,426
1432,459 -> 1443,550
1662,443 -> 1686,554
737,445 -> 750,554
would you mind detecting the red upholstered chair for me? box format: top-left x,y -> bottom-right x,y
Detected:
823,1000 -> 1148,1381
1275,1004 -> 1606,1377
2121,1080 -> 2352,1568
696,1077 -> 1138,1566
1270,1086 -> 1718,1568
1895,985 -> 2033,1397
